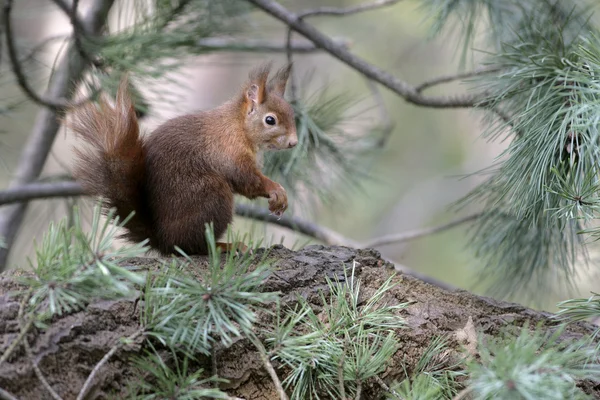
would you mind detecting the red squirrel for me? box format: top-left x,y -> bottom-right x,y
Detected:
68,63 -> 298,255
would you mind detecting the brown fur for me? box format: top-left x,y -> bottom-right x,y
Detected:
67,64 -> 297,255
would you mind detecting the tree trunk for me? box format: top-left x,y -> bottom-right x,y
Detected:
0,245 -> 597,399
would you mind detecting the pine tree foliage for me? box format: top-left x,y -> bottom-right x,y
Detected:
266,262 -> 408,399
126,349 -> 231,400
18,206 -> 146,319
466,326 -> 600,399
556,292 -> 600,343
389,336 -> 464,399
422,0 -> 600,298
141,225 -> 277,356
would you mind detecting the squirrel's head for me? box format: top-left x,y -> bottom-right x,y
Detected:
241,63 -> 298,151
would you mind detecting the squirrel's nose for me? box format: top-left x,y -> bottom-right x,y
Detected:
288,138 -> 298,148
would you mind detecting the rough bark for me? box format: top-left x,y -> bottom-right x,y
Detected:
0,245 -> 598,399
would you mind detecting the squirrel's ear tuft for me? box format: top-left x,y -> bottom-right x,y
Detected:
246,62 -> 272,106
245,84 -> 260,114
268,63 -> 292,97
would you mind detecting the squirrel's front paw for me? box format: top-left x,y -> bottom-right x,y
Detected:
268,184 -> 288,217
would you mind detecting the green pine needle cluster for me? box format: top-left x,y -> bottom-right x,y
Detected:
126,349 -> 230,400
467,325 -> 600,400
389,335 -> 464,399
421,0 -> 600,298
266,262 -> 408,399
90,0 -> 249,77
556,292 -> 600,343
19,206 -> 146,319
142,225 -> 278,356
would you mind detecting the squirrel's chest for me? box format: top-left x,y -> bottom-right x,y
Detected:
255,151 -> 264,170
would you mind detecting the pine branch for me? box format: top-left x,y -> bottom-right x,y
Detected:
18,293 -> 63,400
196,37 -> 351,53
0,289 -> 33,367
249,334 -> 289,400
245,0 -> 487,109
0,0 -> 115,272
415,66 -> 503,93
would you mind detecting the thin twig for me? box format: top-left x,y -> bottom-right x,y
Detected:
76,328 -> 145,400
245,0 -> 487,109
0,289 -> 33,367
0,314 -> 33,367
363,213 -> 483,248
23,339 -> 63,400
211,345 -> 218,388
374,376 -> 403,399
0,0 -> 115,272
0,388 -> 19,400
50,0 -> 97,67
298,0 -> 404,18
17,293 -> 63,400
453,387 -> 472,400
196,37 -> 350,53
338,339 -> 346,399
355,381 -> 362,400
284,27 -> 298,103
2,0 -> 98,110
0,180 -> 457,290
0,181 -> 84,204
248,334 -> 289,400
415,67 -> 503,93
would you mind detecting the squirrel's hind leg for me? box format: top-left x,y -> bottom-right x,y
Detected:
215,242 -> 251,255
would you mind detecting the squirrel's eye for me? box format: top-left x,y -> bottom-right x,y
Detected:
265,116 -> 276,126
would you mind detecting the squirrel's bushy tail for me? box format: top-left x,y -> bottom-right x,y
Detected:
68,77 -> 155,246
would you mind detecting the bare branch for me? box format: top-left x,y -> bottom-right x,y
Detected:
298,0 -> 404,18
0,0 -> 115,272
0,289 -> 33,367
338,339 -> 346,399
2,0 -> 99,111
0,181 -> 458,290
375,375 -> 404,399
355,381 -> 362,400
284,28 -> 299,102
0,388 -> 19,400
453,387 -> 473,400
196,37 -> 350,53
364,213 -> 482,248
18,293 -> 63,400
245,0 -> 487,109
415,66 -> 503,93
50,0 -> 99,68
0,181 -> 83,204
248,334 -> 289,400
24,338 -> 63,400
76,328 -> 145,400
